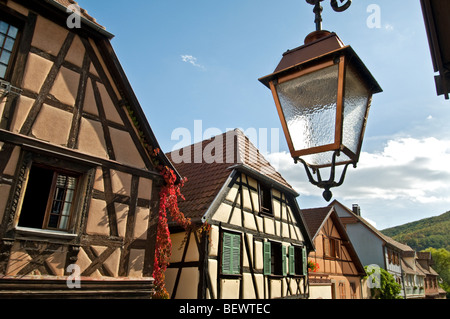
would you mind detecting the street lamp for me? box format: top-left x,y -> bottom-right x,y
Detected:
259,0 -> 382,201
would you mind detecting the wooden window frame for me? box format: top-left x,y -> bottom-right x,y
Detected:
323,236 -> 341,260
18,163 -> 82,232
0,15 -> 22,81
289,245 -> 308,277
264,241 -> 287,277
42,170 -> 80,231
14,151 -> 95,237
258,183 -> 273,216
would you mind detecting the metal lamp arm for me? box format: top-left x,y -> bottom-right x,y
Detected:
306,0 -> 352,31
296,150 -> 353,201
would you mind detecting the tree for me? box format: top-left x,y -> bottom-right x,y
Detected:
365,266 -> 402,299
423,247 -> 450,298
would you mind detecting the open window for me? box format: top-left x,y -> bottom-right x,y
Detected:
290,246 -> 307,276
259,183 -> 273,215
18,164 -> 81,232
263,241 -> 286,276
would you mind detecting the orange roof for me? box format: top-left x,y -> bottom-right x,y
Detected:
167,129 -> 296,222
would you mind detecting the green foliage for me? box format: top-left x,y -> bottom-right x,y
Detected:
365,266 -> 402,299
381,211 -> 450,251
423,247 -> 450,298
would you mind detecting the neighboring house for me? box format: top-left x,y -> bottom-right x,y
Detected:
165,129 -> 314,299
402,251 -> 426,299
331,200 -> 443,299
301,206 -> 366,299
416,251 -> 446,299
0,0 -> 176,297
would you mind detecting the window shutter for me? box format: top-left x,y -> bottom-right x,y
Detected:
302,247 -> 308,276
282,246 -> 287,276
232,234 -> 241,275
222,232 -> 241,275
289,246 -> 295,275
263,242 -> 271,275
222,232 -> 232,274
323,237 -> 330,257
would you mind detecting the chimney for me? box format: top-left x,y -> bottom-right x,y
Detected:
352,204 -> 361,216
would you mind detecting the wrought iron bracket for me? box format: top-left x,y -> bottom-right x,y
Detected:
306,0 -> 352,31
295,150 -> 356,201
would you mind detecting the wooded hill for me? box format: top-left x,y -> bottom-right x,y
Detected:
381,211 -> 450,252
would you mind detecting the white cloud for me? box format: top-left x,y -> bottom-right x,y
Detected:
265,137 -> 450,229
181,55 -> 205,69
384,23 -> 394,31
266,137 -> 450,205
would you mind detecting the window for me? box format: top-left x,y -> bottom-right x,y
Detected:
324,237 -> 340,259
221,232 -> 241,275
259,184 -> 272,215
264,241 -> 286,276
350,282 -> 357,299
291,246 -> 307,276
339,282 -> 346,299
18,164 -> 80,232
0,19 -> 19,79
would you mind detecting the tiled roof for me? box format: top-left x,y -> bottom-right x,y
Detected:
300,207 -> 333,240
53,0 -> 104,28
330,200 -> 414,252
300,205 -> 366,275
167,129 -> 296,222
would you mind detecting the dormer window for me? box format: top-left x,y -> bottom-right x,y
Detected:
259,183 -> 273,215
0,20 -> 19,79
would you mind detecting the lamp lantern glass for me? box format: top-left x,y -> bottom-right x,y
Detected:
260,32 -> 382,170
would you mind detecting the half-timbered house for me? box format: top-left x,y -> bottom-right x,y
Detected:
165,129 -> 314,299
301,206 -> 365,299
332,200 -> 416,298
0,0 -> 177,297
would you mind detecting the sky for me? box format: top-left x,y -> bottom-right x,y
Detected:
78,0 -> 450,230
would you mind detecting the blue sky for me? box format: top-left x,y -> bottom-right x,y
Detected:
79,0 -> 450,230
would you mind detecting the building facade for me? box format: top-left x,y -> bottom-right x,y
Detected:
0,0 -> 175,297
165,129 -> 314,299
301,206 -> 366,299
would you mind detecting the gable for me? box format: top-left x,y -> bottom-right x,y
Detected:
7,11 -> 159,172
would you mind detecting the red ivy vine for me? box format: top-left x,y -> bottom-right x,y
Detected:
152,158 -> 191,299
126,107 -> 191,299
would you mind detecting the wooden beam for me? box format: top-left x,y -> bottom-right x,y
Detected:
20,32 -> 75,135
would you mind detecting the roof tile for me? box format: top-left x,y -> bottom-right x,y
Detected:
167,129 -> 295,222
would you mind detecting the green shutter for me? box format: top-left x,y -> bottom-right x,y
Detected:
222,232 -> 241,275
231,234 -> 241,275
263,242 -> 271,275
282,246 -> 287,276
222,233 -> 232,274
302,246 -> 308,276
289,246 -> 295,275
